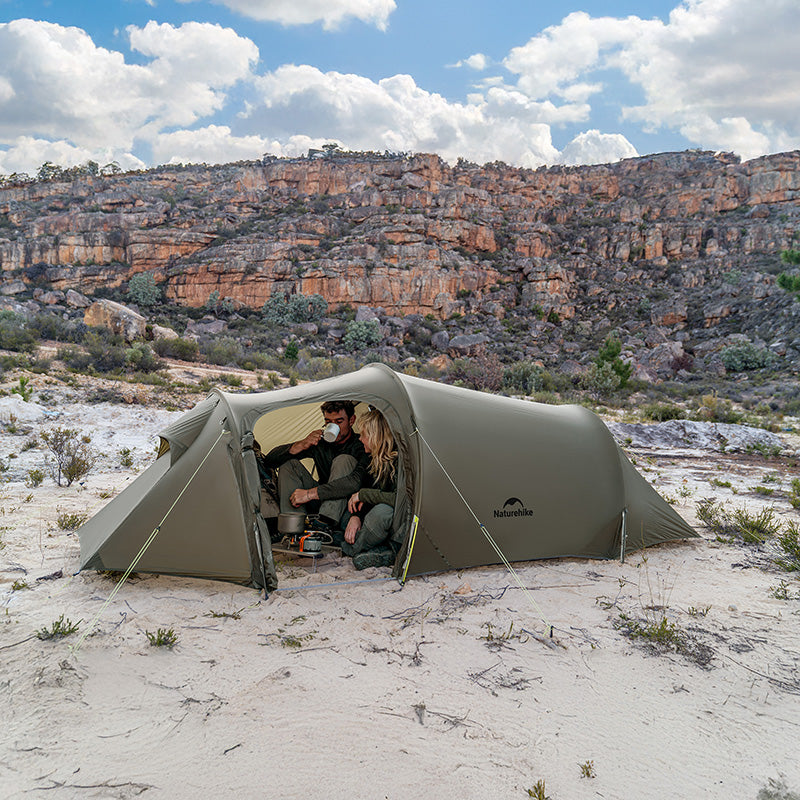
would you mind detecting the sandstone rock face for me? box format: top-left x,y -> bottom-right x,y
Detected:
1,150 -> 800,370
84,299 -> 146,341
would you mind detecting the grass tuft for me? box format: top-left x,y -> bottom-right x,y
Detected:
146,628 -> 178,648
37,614 -> 81,640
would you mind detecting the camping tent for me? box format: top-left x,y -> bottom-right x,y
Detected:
79,363 -> 696,591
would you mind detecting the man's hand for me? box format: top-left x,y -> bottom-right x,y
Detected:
344,515 -> 361,545
347,492 -> 363,514
290,487 -> 317,507
289,429 -> 323,455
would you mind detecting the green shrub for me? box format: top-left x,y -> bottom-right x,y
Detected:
283,340 -> 299,362
775,521 -> 800,571
777,271 -> 800,293
595,335 -> 633,389
263,293 -> 328,325
37,615 -> 80,640
0,311 -> 37,352
720,342 -> 777,372
127,272 -> 161,307
502,362 -> 548,395
343,319 -> 381,352
57,511 -> 88,530
84,330 -> 127,373
642,402 -> 684,421
152,336 -> 199,361
201,336 -> 242,366
449,350 -> 503,392
124,342 -> 161,373
41,427 -> 96,486
579,361 -> 619,398
146,628 -> 178,648
25,468 -> 44,488
119,447 -> 134,467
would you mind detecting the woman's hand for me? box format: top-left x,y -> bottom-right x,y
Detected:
347,492 -> 363,513
344,515 -> 361,545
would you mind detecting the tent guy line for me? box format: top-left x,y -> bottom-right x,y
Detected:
410,426 -> 555,637
71,427 -> 227,654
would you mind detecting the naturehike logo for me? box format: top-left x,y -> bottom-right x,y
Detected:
493,497 -> 534,519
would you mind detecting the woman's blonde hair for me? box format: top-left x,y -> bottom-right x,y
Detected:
360,409 -> 396,484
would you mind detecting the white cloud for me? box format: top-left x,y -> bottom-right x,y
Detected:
152,126 -> 337,164
247,65 -> 559,167
0,19 -> 257,151
450,53 -> 488,71
177,0 -> 396,30
0,136 -> 144,176
558,130 -> 638,166
505,0 -> 800,160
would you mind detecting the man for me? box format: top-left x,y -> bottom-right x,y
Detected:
261,400 -> 368,530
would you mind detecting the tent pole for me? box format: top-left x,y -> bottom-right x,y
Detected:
620,507 -> 628,564
399,515 -> 420,586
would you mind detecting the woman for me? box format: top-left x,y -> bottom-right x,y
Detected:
342,409 -> 398,570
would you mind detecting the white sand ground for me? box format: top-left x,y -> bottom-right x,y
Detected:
2,389 -> 800,800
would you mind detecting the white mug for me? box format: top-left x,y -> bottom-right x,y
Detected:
322,422 -> 340,442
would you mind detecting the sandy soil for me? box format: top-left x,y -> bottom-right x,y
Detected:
2,386 -> 800,800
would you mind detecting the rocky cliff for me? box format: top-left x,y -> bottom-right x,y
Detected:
1,149 -> 799,378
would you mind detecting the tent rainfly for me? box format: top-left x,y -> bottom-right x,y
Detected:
79,363 -> 697,592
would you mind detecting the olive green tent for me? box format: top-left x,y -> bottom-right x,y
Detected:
79,363 -> 696,591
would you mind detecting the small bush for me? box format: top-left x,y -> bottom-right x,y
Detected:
642,402 -> 683,421
25,468 -> 45,488
449,350 -> 503,392
124,342 -> 161,373
57,511 -> 88,530
694,394 -> 742,424
119,447 -> 134,467
720,342 -> 778,372
0,311 -> 37,353
127,272 -> 161,307
775,521 -> 800,571
146,628 -> 178,648
201,336 -> 242,366
152,336 -> 199,361
41,427 -> 96,486
343,319 -> 381,352
263,293 -> 327,325
10,376 -> 33,402
37,615 -> 80,640
502,362 -> 548,395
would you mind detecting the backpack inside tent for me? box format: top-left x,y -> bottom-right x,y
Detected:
79,363 -> 697,592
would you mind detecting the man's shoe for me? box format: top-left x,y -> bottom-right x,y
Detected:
352,548 -> 395,571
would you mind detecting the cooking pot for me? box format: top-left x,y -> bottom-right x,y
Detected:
278,513 -> 306,535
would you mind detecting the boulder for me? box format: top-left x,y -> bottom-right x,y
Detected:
186,318 -> 227,336
84,299 -> 146,341
65,289 -> 91,308
0,280 -> 26,296
431,331 -> 450,351
152,325 -> 179,341
448,333 -> 489,357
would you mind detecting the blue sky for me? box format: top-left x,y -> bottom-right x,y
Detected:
0,0 -> 797,174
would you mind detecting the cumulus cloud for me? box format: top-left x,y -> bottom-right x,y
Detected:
246,65 -> 559,167
450,53 -> 488,71
152,126 -> 338,164
558,130 -> 638,166
0,19 -> 257,151
177,0 -> 396,30
505,0 -> 800,160
0,136 -> 144,176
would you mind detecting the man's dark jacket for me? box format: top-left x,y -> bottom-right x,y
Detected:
262,434 -> 369,501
